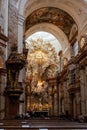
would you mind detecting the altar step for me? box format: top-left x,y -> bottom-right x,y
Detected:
0,118 -> 87,130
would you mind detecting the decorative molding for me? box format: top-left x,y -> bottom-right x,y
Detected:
0,42 -> 7,47
0,68 -> 7,74
25,7 -> 75,38
18,14 -> 25,26
0,32 -> 8,42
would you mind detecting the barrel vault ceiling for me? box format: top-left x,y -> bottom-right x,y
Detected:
25,7 -> 75,38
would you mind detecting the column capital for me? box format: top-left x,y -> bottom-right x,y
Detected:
18,14 -> 25,25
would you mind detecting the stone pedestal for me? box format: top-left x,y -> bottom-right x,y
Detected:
5,95 -> 19,119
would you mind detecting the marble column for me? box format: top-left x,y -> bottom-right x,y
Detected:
0,69 -> 6,119
3,0 -> 8,60
76,93 -> 80,117
63,81 -> 69,113
85,67 -> 87,115
59,84 -> 62,115
18,14 -> 25,53
53,85 -> 58,116
18,14 -> 25,83
80,68 -> 86,115
69,93 -> 74,118
48,86 -> 53,116
25,85 -> 31,112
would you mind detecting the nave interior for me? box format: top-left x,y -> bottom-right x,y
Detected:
0,1 -> 87,128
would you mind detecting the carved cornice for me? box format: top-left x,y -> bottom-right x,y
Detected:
0,68 -> 7,75
58,66 -> 68,83
5,82 -> 23,97
0,42 -> 7,47
64,46 -> 87,66
47,77 -> 57,85
68,75 -> 80,94
47,77 -> 57,81
67,56 -> 76,65
79,56 -> 87,70
58,51 -> 86,82
70,31 -> 78,46
75,50 -> 87,63
60,66 -> 67,77
6,52 -> 26,70
68,85 -> 80,94
0,32 -> 8,42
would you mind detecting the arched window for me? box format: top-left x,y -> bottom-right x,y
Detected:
72,40 -> 78,56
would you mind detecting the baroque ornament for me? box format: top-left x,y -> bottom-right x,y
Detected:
25,7 -> 75,37
26,38 -> 59,93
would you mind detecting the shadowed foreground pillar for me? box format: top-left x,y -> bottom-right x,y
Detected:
4,46 -> 25,119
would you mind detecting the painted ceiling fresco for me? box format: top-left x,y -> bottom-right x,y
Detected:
25,7 -> 75,37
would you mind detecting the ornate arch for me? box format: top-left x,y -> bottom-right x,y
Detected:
23,0 -> 82,30
25,23 -> 69,51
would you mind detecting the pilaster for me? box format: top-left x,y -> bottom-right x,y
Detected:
85,67 -> 87,115
80,68 -> 86,115
18,14 -> 25,83
18,14 -> 25,53
54,85 -> 58,116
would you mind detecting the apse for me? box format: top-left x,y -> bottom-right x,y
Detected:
25,31 -> 61,112
25,31 -> 62,81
